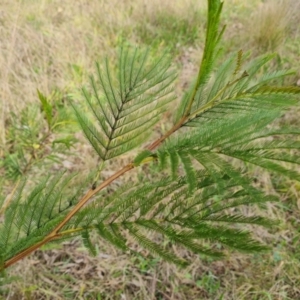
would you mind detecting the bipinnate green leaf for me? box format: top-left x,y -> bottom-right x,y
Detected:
0,173 -> 83,261
73,47 -> 176,161
183,53 -> 300,127
62,168 -> 277,266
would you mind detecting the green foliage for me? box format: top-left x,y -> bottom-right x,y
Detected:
37,89 -> 53,130
66,169 -> 278,266
1,174 -> 70,261
1,0 -> 300,273
175,0 -> 225,121
72,47 -> 176,160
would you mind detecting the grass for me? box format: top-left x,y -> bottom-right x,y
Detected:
133,6 -> 205,50
1,0 -> 300,299
245,0 -> 297,53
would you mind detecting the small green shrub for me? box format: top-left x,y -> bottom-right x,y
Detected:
0,90 -> 76,181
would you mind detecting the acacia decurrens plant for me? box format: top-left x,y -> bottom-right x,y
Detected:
1,0 -> 300,273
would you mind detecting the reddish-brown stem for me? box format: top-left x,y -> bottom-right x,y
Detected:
4,235 -> 57,268
51,163 -> 134,233
2,164 -> 134,269
3,116 -> 188,269
53,115 -> 187,235
4,112 -> 187,268
146,116 -> 187,151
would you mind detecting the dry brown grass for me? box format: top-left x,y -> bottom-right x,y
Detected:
246,0 -> 299,52
1,0 -> 300,299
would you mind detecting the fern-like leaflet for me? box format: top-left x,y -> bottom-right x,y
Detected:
72,47 -> 176,160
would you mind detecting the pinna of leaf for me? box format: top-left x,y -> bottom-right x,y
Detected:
1,0 -> 300,271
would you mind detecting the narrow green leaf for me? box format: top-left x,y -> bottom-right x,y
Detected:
81,230 -> 97,256
125,223 -> 188,267
37,89 -> 53,129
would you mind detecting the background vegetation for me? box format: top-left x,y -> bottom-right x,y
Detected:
1,0 -> 300,299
